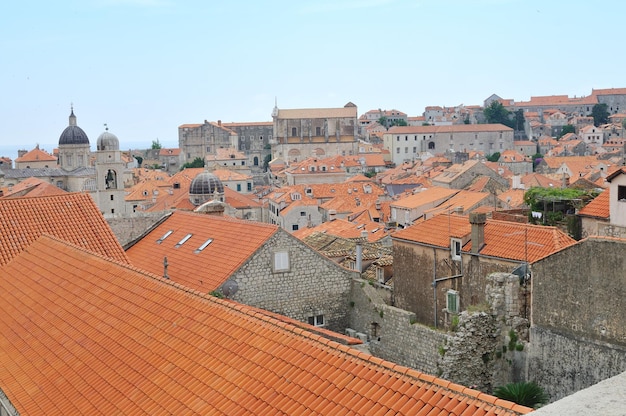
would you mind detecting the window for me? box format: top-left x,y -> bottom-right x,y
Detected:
308,314 -> 325,327
237,184 -> 242,191
300,211 -> 306,216
376,267 -> 385,283
175,233 -> 192,248
156,230 -> 173,244
292,224 -> 299,231
405,147 -> 408,153
247,183 -> 252,191
451,238 -> 462,261
273,250 -> 290,272
618,185 -> 626,201
447,290 -> 459,314
316,126 -> 321,135
291,127 -> 297,136
194,238 -> 213,253
428,142 -> 435,150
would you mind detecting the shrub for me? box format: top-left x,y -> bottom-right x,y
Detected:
493,382 -> 549,408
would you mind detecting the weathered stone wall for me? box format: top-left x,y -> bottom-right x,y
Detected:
393,240 -> 524,328
529,238 -> 626,401
229,230 -> 357,332
108,212 -> 167,247
347,279 -> 448,376
528,326 -> 626,401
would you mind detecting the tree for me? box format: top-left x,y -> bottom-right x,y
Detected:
557,124 -> 575,139
180,157 -> 205,170
483,101 -> 514,128
263,154 -> 272,171
591,103 -> 609,126
531,153 -> 543,171
152,138 -> 162,150
378,116 -> 388,129
493,382 -> 549,409
486,152 -> 501,162
392,119 -> 408,127
513,109 -> 525,131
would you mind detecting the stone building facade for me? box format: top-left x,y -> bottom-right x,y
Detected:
271,102 -> 359,162
529,237 -> 626,401
383,124 -> 514,166
224,229 -> 358,332
178,120 -> 238,165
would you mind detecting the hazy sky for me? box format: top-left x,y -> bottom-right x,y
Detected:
2,0 -> 625,153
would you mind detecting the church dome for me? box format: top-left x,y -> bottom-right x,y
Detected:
189,171 -> 224,206
59,108 -> 90,146
97,128 -> 119,151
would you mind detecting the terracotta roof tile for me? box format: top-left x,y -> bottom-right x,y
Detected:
14,146 -> 57,163
578,189 -> 609,219
0,192 -> 128,266
126,211 -> 278,292
393,214 -> 576,263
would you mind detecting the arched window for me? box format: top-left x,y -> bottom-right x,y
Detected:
105,169 -> 117,189
253,156 -> 259,166
428,141 -> 435,150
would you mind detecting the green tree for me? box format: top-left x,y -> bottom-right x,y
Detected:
180,157 -> 205,170
557,124 -> 575,139
483,101 -> 514,128
591,103 -> 609,126
531,153 -> 543,171
493,382 -> 549,409
378,116 -> 388,129
392,119 -> 408,127
513,109 -> 525,131
152,138 -> 162,149
263,154 -> 272,171
486,152 -> 501,162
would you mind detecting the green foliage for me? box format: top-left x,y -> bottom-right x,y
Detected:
438,345 -> 446,356
180,157 -> 205,170
513,109 -> 525,131
508,330 -> 518,352
558,124 -> 575,138
349,301 -> 355,308
467,302 -> 490,313
515,343 -> 524,351
493,382 -> 549,409
209,290 -> 224,299
483,101 -> 514,128
486,152 -> 501,162
450,315 -> 459,332
379,310 -> 384,318
523,187 -> 587,214
151,138 -> 162,149
591,103 -> 609,126
464,115 -> 470,124
410,316 -> 417,325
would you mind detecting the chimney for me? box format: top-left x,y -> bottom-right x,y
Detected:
163,257 -> 169,279
355,241 -> 363,273
218,120 -> 222,126
469,212 -> 486,254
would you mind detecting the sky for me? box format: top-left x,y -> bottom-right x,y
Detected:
2,0 -> 625,157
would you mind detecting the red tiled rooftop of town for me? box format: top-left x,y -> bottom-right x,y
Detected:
0,192 -> 129,266
0,235 -> 531,415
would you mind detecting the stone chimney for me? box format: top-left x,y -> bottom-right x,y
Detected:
469,212 -> 486,254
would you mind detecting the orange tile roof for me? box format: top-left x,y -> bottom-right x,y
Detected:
498,189 -> 526,209
0,177 -> 67,198
276,106 -> 358,119
293,218 -> 388,243
388,124 -> 513,134
393,214 -> 576,263
578,189 -> 609,219
392,187 -> 458,209
0,192 -> 129,265
223,187 -> 262,209
126,211 -> 278,292
158,148 -> 180,156
423,191 -> 490,218
14,146 -> 57,163
0,235 -> 530,415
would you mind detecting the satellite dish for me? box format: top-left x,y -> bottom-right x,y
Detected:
221,280 -> 239,298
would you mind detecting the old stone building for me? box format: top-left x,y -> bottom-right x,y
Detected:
125,210 -> 357,332
271,102 -> 359,162
383,124 -> 514,166
391,213 -> 575,328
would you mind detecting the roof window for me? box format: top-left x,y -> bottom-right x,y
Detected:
156,230 -> 173,244
194,238 -> 213,253
175,233 -> 193,248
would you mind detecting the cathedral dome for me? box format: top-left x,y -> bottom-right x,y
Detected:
97,128 -> 119,151
189,171 -> 224,206
59,108 -> 90,146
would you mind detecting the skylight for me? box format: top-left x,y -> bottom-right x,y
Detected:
156,230 -> 173,244
194,238 -> 213,253
175,233 -> 193,248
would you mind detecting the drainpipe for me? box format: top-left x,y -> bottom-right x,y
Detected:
433,247 -> 437,328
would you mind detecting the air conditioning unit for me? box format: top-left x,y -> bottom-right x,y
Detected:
345,328 -> 357,337
355,332 -> 368,343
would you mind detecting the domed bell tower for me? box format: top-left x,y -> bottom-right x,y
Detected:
94,124 -> 128,217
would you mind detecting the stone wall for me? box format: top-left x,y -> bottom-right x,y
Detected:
528,326 -> 626,401
529,237 -> 626,401
347,279 -> 448,376
107,212 -> 167,247
229,230 -> 357,332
